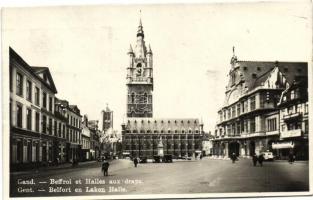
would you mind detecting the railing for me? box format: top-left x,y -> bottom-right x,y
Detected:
283,112 -> 302,121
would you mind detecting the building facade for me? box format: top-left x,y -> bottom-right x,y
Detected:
122,20 -> 203,159
81,115 -> 91,161
66,105 -> 82,162
54,97 -> 68,163
212,50 -> 308,159
122,118 -> 203,158
276,76 -> 308,160
10,47 -> 59,170
126,19 -> 153,118
101,104 -> 113,132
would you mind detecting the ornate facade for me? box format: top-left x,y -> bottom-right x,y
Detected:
126,19 -> 153,118
122,19 -> 203,159
212,49 -> 308,159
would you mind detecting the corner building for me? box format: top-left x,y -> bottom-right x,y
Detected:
212,51 -> 308,159
122,20 -> 203,158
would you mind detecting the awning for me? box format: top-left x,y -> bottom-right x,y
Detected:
272,141 -> 294,149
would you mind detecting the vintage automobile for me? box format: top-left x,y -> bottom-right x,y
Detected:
163,154 -> 173,163
261,151 -> 274,161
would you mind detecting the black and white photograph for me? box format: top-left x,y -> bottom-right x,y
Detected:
1,1 -> 312,199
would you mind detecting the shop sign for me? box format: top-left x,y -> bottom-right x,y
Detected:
272,141 -> 294,149
280,129 -> 301,139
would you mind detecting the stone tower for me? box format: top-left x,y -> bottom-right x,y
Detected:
126,19 -> 153,118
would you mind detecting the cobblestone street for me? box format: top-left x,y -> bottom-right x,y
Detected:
10,158 -> 309,197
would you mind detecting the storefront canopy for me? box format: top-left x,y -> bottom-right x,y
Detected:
272,141 -> 294,149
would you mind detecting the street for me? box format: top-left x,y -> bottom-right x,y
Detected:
10,158 -> 309,197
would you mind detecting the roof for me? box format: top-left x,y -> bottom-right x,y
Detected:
223,60 -> 308,107
125,118 -> 201,131
9,47 -> 58,93
236,60 -> 307,92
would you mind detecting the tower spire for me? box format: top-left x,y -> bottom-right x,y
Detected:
137,10 -> 144,38
230,46 -> 238,64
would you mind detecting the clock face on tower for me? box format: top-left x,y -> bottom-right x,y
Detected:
136,63 -> 142,77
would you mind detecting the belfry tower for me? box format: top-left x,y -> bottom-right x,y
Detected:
126,19 -> 153,118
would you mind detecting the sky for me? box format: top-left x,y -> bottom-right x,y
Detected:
2,2 -> 311,133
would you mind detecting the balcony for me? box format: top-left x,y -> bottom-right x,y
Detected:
127,77 -> 153,84
283,112 -> 302,121
280,129 -> 302,139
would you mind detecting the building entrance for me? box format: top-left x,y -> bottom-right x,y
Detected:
249,141 -> 255,156
228,142 -> 240,157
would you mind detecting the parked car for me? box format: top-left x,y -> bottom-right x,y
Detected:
261,151 -> 274,161
181,155 -> 192,160
153,156 -> 161,163
139,157 -> 147,163
163,154 -> 173,163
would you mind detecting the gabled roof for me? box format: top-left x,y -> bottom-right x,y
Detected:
9,47 -> 58,93
236,60 -> 307,92
31,66 -> 57,93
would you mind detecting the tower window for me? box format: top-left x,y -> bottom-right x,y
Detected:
144,93 -> 147,104
131,93 -> 135,103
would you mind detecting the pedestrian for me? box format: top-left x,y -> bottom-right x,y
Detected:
258,153 -> 264,167
288,152 -> 295,164
231,153 -> 237,164
134,157 -> 138,167
200,154 -> 203,160
252,153 -> 258,166
102,160 -> 110,176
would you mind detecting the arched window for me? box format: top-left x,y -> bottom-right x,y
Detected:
131,93 -> 135,103
144,93 -> 147,104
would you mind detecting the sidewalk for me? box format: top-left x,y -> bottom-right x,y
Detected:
11,160 -> 97,176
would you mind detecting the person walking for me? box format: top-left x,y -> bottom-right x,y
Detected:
231,153 -> 237,164
252,153 -> 258,166
288,152 -> 295,164
258,153 -> 264,167
102,160 -> 110,176
134,157 -> 138,168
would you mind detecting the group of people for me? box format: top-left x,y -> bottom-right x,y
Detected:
230,152 -> 264,166
252,153 -> 264,166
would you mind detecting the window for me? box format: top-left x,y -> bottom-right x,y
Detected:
49,97 -> 53,111
267,118 -> 277,132
244,101 -> 248,113
63,124 -> 66,138
131,93 -> 135,103
26,108 -> 32,130
144,93 -> 147,104
16,104 -> 23,128
35,87 -> 40,105
305,103 -> 309,113
237,104 -> 241,116
232,106 -> 236,118
26,80 -> 32,101
35,112 -> 40,132
49,118 -> 52,135
59,122 -> 62,137
42,115 -> 47,133
42,92 -> 47,108
244,120 -> 248,133
236,122 -> 241,135
290,90 -> 295,100
250,118 -> 255,133
27,141 -> 32,162
16,72 -> 23,96
250,96 -> 256,111
54,120 -> 57,136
